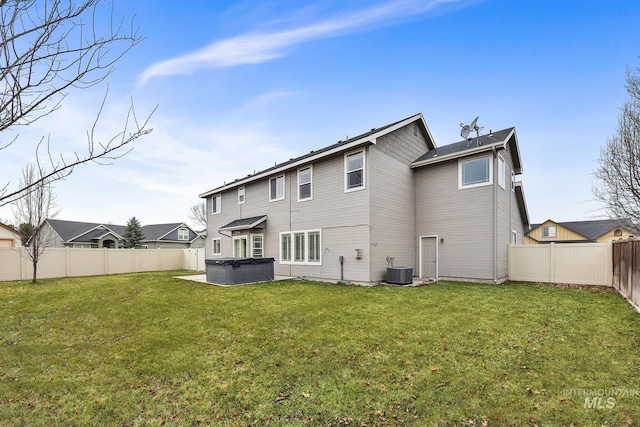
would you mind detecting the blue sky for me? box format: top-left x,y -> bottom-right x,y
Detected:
2,0 -> 640,228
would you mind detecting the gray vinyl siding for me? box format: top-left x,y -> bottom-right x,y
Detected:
495,148 -> 524,281
368,125 -> 428,281
205,148 -> 371,282
414,154 -> 495,281
42,223 -> 65,248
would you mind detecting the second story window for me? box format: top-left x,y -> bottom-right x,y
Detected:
238,187 -> 245,204
345,150 -> 364,192
178,228 -> 189,240
212,194 -> 221,214
270,175 -> 285,201
459,156 -> 492,189
542,226 -> 557,238
298,166 -> 312,201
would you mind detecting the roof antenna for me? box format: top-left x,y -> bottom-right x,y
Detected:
460,116 -> 484,146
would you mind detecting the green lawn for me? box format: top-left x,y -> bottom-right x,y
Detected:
1,272 -> 639,426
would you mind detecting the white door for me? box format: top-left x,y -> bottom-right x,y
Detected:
233,236 -> 247,257
420,236 -> 437,279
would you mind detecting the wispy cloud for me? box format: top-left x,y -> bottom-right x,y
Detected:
139,0 -> 468,84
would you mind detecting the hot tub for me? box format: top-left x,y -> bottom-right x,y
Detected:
205,257 -> 275,285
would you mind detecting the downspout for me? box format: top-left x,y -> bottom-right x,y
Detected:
493,147 -> 498,284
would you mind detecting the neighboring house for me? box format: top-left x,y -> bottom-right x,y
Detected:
41,219 -> 205,249
0,223 -> 22,247
524,219 -> 634,244
199,113 -> 529,284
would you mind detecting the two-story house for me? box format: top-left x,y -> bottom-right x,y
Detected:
199,113 -> 529,284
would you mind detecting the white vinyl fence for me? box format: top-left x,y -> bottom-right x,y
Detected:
508,242 -> 613,286
0,247 -> 205,282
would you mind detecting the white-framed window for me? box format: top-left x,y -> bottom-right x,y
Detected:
234,236 -> 248,257
212,194 -> 221,215
238,187 -> 245,204
459,156 -> 493,189
345,150 -> 365,192
269,175 -> 285,202
511,230 -> 518,244
251,234 -> 263,258
498,155 -> 505,189
298,166 -> 312,201
281,234 -> 291,262
308,231 -> 320,262
279,229 -> 321,265
212,238 -> 222,255
178,228 -> 189,240
542,226 -> 557,238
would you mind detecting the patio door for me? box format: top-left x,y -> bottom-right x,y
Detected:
233,236 -> 247,257
420,236 -> 438,279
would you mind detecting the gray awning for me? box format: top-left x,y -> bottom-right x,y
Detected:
219,215 -> 267,231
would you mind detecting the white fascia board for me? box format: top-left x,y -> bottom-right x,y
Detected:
410,142 -> 502,169
220,216 -> 267,232
199,114 -> 430,198
156,223 -> 187,241
44,220 -> 64,243
199,139 -> 375,198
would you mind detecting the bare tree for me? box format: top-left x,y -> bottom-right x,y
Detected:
188,201 -> 207,230
593,64 -> 640,233
0,0 -> 155,206
12,163 -> 59,283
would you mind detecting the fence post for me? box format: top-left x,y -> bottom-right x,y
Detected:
549,242 -> 556,283
65,247 -> 70,278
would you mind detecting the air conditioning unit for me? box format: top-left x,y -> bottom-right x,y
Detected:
387,267 -> 413,285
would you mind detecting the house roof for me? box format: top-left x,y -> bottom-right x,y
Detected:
46,219 -> 118,242
528,219 -> 632,241
46,219 -> 200,243
220,215 -> 268,231
199,113 -> 435,198
411,127 -> 522,174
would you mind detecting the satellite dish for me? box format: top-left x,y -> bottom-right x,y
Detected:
460,116 -> 480,139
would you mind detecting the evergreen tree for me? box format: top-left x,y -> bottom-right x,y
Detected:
122,217 -> 145,248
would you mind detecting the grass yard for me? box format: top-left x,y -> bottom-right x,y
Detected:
1,272 -> 640,426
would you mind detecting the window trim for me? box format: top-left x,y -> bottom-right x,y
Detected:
281,233 -> 292,262
297,166 -> 313,202
178,228 -> 189,241
211,194 -> 221,215
251,233 -> 264,258
458,155 -> 493,189
344,149 -> 365,193
269,175 -> 285,202
542,226 -> 557,238
511,230 -> 518,244
279,229 -> 322,265
238,187 -> 245,204
233,236 -> 248,257
212,238 -> 222,256
498,155 -> 505,189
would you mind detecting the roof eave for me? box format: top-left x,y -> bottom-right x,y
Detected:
410,141 -> 502,169
200,114 -> 431,198
514,181 -> 530,228
200,139 -> 375,198
219,216 -> 267,231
